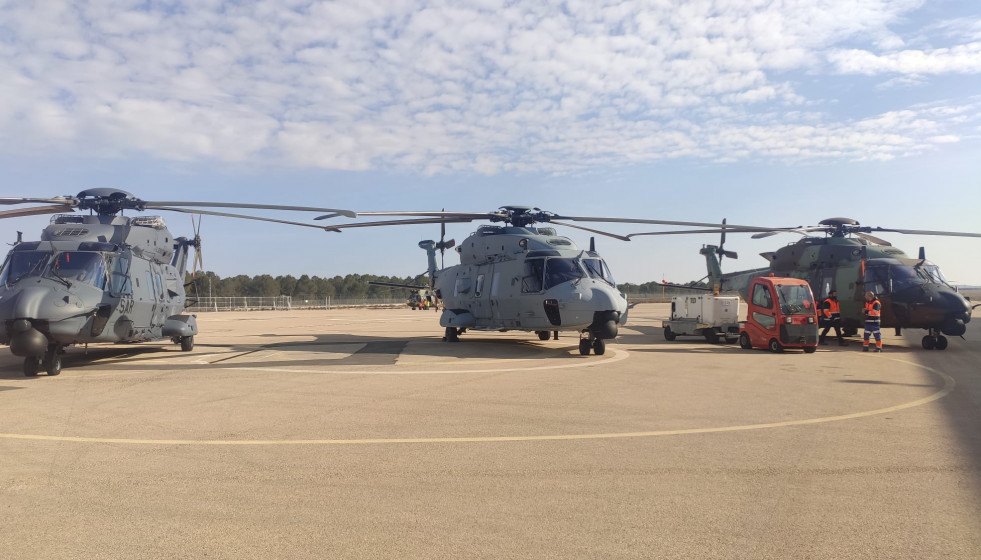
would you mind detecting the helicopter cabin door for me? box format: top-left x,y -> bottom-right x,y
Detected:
471,269 -> 492,323
127,258 -> 157,339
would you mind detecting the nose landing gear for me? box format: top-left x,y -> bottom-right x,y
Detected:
921,328 -> 949,350
578,332 -> 607,355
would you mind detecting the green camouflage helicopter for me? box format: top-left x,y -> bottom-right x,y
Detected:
631,218 -> 979,350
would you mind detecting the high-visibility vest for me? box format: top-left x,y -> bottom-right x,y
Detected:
864,299 -> 881,324
822,298 -> 841,319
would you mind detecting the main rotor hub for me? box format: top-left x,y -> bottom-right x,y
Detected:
74,189 -> 145,216
818,217 -> 861,237
496,206 -> 552,228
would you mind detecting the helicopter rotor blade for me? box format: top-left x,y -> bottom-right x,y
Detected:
863,227 -> 981,238
316,210 -> 499,221
0,197 -> 75,207
154,207 -> 344,232
0,204 -> 75,219
326,217 -> 477,229
144,201 -> 357,218
549,221 -> 631,241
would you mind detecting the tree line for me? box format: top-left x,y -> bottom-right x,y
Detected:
184,271 -> 430,300
184,271 -> 705,299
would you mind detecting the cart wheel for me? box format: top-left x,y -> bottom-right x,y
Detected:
768,338 -> 783,353
739,332 -> 752,350
663,327 -> 676,341
803,346 -> 817,354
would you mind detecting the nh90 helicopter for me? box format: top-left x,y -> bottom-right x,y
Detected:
630,218 -> 979,350
0,189 -> 355,375
318,207 -> 763,355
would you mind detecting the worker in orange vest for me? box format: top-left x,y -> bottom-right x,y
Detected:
819,290 -> 847,346
863,291 -> 883,352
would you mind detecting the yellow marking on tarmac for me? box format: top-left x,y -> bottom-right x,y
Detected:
0,357 -> 953,446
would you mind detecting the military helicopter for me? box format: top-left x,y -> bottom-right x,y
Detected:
316,207 -> 762,355
630,218 -> 979,350
0,189 -> 355,376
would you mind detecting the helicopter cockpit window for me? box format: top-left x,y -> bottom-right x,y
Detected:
0,251 -> 51,285
522,258 -> 544,293
922,264 -> 949,286
775,284 -> 815,315
890,265 -> 929,292
864,265 -> 889,295
46,252 -> 107,290
544,258 -> 583,290
582,258 -> 616,286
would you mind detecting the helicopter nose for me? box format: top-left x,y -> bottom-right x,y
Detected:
938,291 -> 971,336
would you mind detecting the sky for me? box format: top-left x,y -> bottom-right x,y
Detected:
1,0 -> 980,285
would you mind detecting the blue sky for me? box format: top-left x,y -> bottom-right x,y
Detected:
1,0 -> 980,284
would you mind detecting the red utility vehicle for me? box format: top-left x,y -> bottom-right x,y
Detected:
738,276 -> 819,353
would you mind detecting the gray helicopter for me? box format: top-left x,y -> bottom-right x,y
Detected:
317,207 -> 760,355
0,189 -> 355,376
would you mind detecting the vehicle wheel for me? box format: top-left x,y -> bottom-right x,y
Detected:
180,336 -> 194,352
803,346 -> 817,354
45,352 -> 62,376
537,331 -> 550,341
935,335 -> 948,350
663,327 -> 676,341
739,332 -> 752,350
703,331 -> 718,343
843,327 -> 857,337
578,339 -> 591,355
445,327 -> 459,342
593,338 -> 606,355
921,335 -> 936,350
724,336 -> 737,345
23,357 -> 41,377
768,338 -> 783,353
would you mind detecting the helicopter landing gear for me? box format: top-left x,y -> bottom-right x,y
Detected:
23,356 -> 42,377
444,327 -> 461,342
921,329 -> 948,350
578,332 -> 607,355
180,335 -> 194,352
537,331 -> 551,341
44,345 -> 63,376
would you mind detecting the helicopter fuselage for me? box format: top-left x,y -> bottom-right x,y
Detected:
713,236 -> 972,338
433,226 -> 628,341
0,214 -> 198,363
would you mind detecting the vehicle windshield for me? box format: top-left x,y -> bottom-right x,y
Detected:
45,251 -> 108,289
0,250 -> 52,285
582,258 -> 616,286
775,284 -> 815,315
544,258 -> 583,290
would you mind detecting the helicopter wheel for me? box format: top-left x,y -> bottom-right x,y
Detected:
921,335 -> 936,350
592,338 -> 606,355
739,332 -> 752,350
768,339 -> 783,353
44,348 -> 62,376
23,356 -> 42,377
537,331 -> 551,341
935,335 -> 948,350
444,327 -> 460,343
578,339 -> 591,355
180,336 -> 194,352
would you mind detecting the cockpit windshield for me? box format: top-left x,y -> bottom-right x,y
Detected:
889,265 -> 931,292
0,250 -> 51,285
921,264 -> 948,286
544,258 -> 583,290
867,264 -> 950,294
582,258 -> 616,286
775,284 -> 815,315
45,251 -> 108,289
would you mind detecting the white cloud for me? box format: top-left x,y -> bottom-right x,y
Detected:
0,0 -> 978,174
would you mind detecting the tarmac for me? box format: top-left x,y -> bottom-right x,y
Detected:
1,303 -> 979,559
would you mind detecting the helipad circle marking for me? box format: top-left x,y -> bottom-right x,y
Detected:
0,356 -> 954,445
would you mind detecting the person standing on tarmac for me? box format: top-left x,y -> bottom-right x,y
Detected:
819,290 -> 847,346
863,291 -> 883,352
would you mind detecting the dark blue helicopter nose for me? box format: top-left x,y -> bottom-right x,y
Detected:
938,290 -> 971,336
